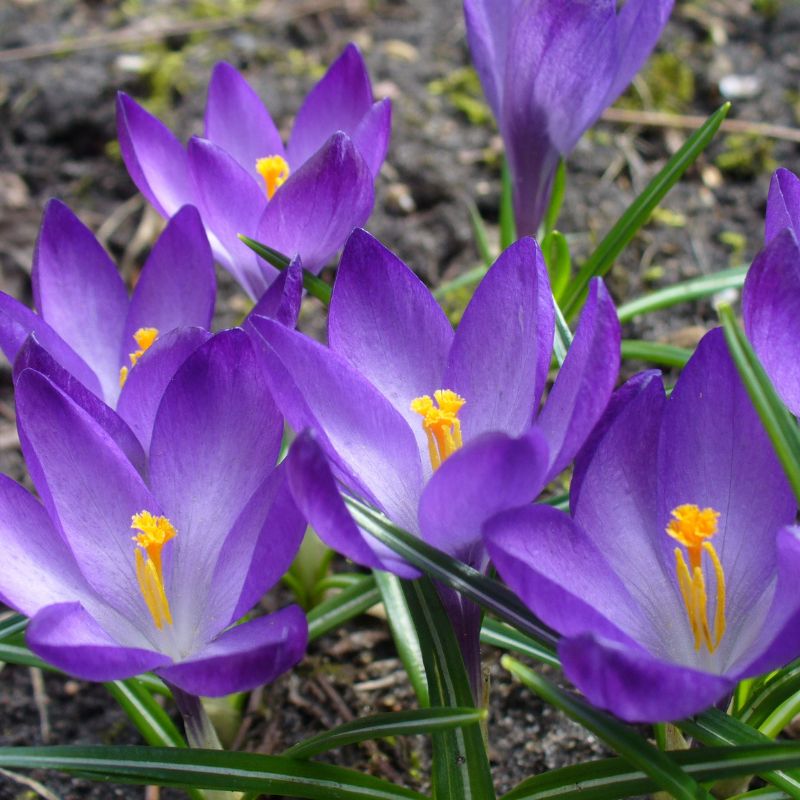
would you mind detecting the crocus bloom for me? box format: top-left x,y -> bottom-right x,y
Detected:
485,329 -> 800,722
251,229 -> 620,579
743,167 -> 800,415
1,328 -> 307,695
0,200 -> 215,410
117,44 -> 389,299
464,0 -> 673,235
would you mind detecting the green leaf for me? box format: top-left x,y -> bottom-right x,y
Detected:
621,339 -> 692,368
561,103 -> 731,320
479,618 -> 560,669
541,231 -> 571,302
104,679 -> 186,749
402,577 -> 495,799
433,265 -> 489,300
501,743 -> 800,800
617,265 -> 747,323
373,570 -> 429,707
681,708 -> 800,797
238,234 -> 332,305
719,305 -> 800,504
0,613 -> 27,641
283,707 -> 484,760
552,297 -> 574,367
0,745 -> 427,799
307,573 -> 381,642
0,638 -> 52,670
739,663 -> 800,729
542,160 -> 566,237
500,157 -> 517,250
344,495 -> 559,656
467,200 -> 495,268
502,657 -> 711,800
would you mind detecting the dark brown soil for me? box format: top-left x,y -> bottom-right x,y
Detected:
1,0 -> 799,797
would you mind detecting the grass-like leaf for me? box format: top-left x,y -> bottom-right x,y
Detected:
500,157 -> 517,250
0,613 -> 27,641
467,200 -> 495,268
621,339 -> 692,368
307,573 -> 381,642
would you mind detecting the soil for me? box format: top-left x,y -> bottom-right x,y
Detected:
1,0 -> 799,797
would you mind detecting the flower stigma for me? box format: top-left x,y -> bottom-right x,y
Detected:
666,504 -> 726,654
410,389 -> 466,471
119,327 -> 159,387
131,511 -> 176,630
255,155 -> 290,199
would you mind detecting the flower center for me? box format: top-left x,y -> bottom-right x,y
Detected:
119,327 -> 159,387
255,155 -> 290,199
666,504 -> 726,654
131,511 -> 176,630
410,389 -> 466,471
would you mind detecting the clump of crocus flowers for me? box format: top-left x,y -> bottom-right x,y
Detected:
3,3 -> 800,798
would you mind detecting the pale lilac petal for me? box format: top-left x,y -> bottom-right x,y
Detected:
350,98 -> 392,178
123,205 -> 215,351
742,229 -> 800,416
148,330 -> 283,637
419,429 -> 550,567
560,633 -> 732,723
28,602 -> 169,681
156,606 -> 307,697
187,136 -> 270,298
204,62 -> 285,171
116,92 -> 195,218
445,238 -> 554,439
659,328 -> 796,655
286,431 -> 420,578
15,369 -> 161,632
0,292 -> 101,396
244,258 -> 303,330
32,200 -> 129,404
252,316 -> 423,532
536,279 -> 620,481
765,168 -> 800,243
286,43 -> 374,168
257,132 -> 374,273
116,327 -> 211,454
329,229 -> 453,465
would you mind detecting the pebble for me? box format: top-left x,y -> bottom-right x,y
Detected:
719,74 -> 762,100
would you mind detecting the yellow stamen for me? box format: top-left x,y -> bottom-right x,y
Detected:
255,155 -> 290,199
667,504 -> 726,653
131,511 -> 176,630
410,389 -> 466,470
119,327 -> 159,387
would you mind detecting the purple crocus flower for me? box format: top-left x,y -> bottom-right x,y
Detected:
251,229 -> 620,579
1,328 -> 307,696
485,328 -> 800,722
117,44 -> 389,299
464,0 -> 673,235
0,200 -> 215,411
743,167 -> 800,415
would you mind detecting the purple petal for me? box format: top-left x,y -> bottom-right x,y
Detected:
116,327 -> 211,454
536,279 -> 620,481
204,61 -> 285,171
350,99 -> 392,178
0,475 -> 88,617
252,316 -> 423,532
148,329 -> 284,636
444,238 -> 554,439
286,43 -> 374,169
0,291 -> 101,396
123,205 -> 215,353
659,328 -> 796,651
560,633 -> 732,723
486,505 -> 644,646
28,602 -> 169,681
15,369 -> 161,632
187,136 -> 270,299
32,200 -> 129,404
257,132 -> 374,273
286,431 -> 420,578
156,606 -> 307,697
117,92 -> 195,218
329,229 -> 454,466
419,429 -> 550,567
742,229 -> 800,416
244,258 -> 303,330
765,168 -> 800,243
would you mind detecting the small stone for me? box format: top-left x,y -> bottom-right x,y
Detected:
385,183 -> 416,215
719,74 -> 762,100
0,172 -> 30,210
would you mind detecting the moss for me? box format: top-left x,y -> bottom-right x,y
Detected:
719,230 -> 748,262
428,67 -> 493,126
618,51 -> 695,113
752,0 -> 780,20
715,134 -> 777,179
